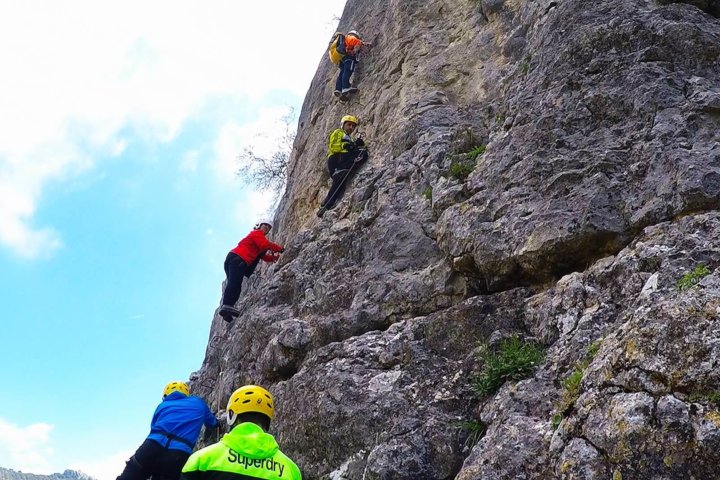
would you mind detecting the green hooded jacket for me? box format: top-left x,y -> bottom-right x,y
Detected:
181,422 -> 301,480
327,128 -> 355,157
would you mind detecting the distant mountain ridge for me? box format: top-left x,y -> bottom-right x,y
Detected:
0,468 -> 95,480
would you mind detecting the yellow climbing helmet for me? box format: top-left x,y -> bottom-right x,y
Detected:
341,115 -> 358,126
227,385 -> 274,425
163,381 -> 189,398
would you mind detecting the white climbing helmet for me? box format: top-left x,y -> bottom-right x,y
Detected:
348,30 -> 361,39
254,218 -> 273,230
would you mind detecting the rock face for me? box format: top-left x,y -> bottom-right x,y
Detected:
190,0 -> 720,478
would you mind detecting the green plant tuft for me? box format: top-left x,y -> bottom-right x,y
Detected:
563,368 -> 584,396
446,145 -> 485,181
421,186 -> 433,201
472,336 -> 546,396
456,419 -> 487,448
551,414 -> 563,431
689,390 -> 720,406
587,338 -> 603,360
708,392 -> 720,406
688,392 -> 703,403
552,340 -> 602,425
466,145 -> 486,161
558,364 -> 586,413
677,264 -> 711,291
448,159 -> 475,181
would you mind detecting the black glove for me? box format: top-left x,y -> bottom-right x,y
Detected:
355,137 -> 365,148
279,248 -> 285,253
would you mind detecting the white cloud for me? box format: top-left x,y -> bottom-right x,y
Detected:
0,418 -> 55,474
0,160 -> 67,259
0,418 -> 132,480
69,449 -> 133,480
0,0 -> 346,258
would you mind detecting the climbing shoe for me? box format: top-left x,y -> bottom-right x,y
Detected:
218,305 -> 240,322
317,206 -> 327,218
342,87 -> 359,94
333,90 -> 342,97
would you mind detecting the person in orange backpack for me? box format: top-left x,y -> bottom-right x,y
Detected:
217,219 -> 284,321
333,30 -> 372,99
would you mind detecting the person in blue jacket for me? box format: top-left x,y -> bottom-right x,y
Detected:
116,381 -> 218,480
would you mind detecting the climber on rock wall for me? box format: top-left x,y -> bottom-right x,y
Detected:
116,382 -> 218,480
181,385 -> 302,480
317,114 -> 369,217
218,219 -> 284,322
330,30 -> 372,100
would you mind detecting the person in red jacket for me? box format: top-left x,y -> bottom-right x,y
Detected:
218,219 -> 284,322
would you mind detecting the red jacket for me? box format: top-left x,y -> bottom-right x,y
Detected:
231,229 -> 283,265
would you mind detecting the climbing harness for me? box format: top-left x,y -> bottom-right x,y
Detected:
150,428 -> 195,449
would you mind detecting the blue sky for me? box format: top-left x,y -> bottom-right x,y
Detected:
0,1 -> 346,477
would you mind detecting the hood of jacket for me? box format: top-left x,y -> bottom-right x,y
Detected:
221,422 -> 279,459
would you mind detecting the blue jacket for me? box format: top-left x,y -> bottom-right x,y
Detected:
147,392 -> 218,453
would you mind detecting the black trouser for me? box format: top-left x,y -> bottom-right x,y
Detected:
222,252 -> 249,306
117,439 -> 190,480
321,149 -> 369,210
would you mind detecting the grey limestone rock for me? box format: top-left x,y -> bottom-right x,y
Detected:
188,0 -> 720,478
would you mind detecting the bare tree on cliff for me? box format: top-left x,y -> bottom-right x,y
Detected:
236,109 -> 296,200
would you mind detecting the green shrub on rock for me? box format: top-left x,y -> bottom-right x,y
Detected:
473,335 -> 545,396
676,264 -> 711,291
448,159 -> 475,181
456,419 -> 487,448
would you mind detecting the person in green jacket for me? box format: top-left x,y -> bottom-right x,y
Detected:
181,385 -> 301,480
317,114 -> 369,217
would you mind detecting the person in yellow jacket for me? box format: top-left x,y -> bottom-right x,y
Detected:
181,385 -> 301,480
317,114 -> 369,217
